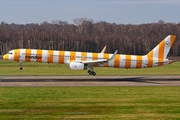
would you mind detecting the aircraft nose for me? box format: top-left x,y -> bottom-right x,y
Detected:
3,54 -> 9,60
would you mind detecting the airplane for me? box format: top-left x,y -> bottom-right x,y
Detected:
3,35 -> 176,76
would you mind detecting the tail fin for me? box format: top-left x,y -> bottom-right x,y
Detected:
147,35 -> 176,59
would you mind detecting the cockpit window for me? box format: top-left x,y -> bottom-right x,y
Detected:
8,52 -> 13,55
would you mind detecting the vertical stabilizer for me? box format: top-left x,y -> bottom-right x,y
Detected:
146,35 -> 176,67
147,35 -> 176,59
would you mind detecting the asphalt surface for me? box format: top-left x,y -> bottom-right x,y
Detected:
0,76 -> 180,86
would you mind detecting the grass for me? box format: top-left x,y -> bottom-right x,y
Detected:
0,86 -> 180,119
0,60 -> 180,76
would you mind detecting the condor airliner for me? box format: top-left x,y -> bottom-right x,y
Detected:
3,35 -> 176,76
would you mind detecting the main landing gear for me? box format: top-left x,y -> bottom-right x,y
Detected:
87,65 -> 96,76
87,70 -> 96,76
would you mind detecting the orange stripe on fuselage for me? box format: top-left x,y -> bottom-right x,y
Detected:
70,51 -> 76,62
25,49 -> 31,62
14,49 -> 20,61
81,52 -> 87,61
48,50 -> 54,63
158,40 -> 165,66
125,55 -> 131,68
147,51 -> 153,67
104,54 -> 109,67
136,56 -> 142,68
92,53 -> 98,60
114,54 -> 120,68
59,51 -> 64,63
36,50 -> 42,62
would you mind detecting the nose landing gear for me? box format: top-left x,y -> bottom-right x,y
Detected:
20,61 -> 23,70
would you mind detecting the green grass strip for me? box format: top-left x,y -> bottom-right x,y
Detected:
0,86 -> 180,119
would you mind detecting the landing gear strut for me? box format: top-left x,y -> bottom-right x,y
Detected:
20,61 -> 23,70
87,70 -> 96,76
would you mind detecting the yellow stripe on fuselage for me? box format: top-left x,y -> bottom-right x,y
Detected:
81,52 -> 87,61
114,54 -> 120,68
92,53 -> 98,60
36,50 -> 42,62
125,55 -> 131,68
70,51 -> 76,62
14,49 -> 20,61
136,56 -> 142,68
147,51 -> 153,67
59,51 -> 64,64
48,50 -> 54,63
25,49 -> 31,62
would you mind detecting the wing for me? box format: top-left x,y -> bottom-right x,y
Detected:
79,50 -> 118,66
81,59 -> 107,66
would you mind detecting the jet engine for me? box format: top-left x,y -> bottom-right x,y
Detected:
69,61 -> 88,70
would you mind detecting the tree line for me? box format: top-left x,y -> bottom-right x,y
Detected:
0,18 -> 180,57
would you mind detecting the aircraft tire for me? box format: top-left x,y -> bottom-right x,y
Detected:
88,70 -> 92,75
88,70 -> 96,76
92,71 -> 96,76
20,67 -> 23,70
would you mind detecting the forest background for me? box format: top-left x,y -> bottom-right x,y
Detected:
0,18 -> 179,58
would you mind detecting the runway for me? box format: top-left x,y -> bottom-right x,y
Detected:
0,76 -> 180,86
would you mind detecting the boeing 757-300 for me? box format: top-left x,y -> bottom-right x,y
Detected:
3,35 -> 176,76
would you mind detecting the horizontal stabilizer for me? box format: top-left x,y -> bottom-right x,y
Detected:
155,60 -> 175,64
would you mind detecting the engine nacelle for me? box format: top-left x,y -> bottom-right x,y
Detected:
69,61 -> 88,70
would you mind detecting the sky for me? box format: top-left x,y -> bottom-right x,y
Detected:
0,0 -> 180,25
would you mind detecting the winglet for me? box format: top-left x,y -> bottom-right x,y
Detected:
109,50 -> 118,60
100,46 -> 107,53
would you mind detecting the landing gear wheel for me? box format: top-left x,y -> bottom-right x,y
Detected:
88,70 -> 92,75
20,67 -> 23,70
92,71 -> 96,76
19,61 -> 23,70
87,70 -> 96,76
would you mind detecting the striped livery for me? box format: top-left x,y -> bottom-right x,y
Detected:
3,35 -> 176,75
